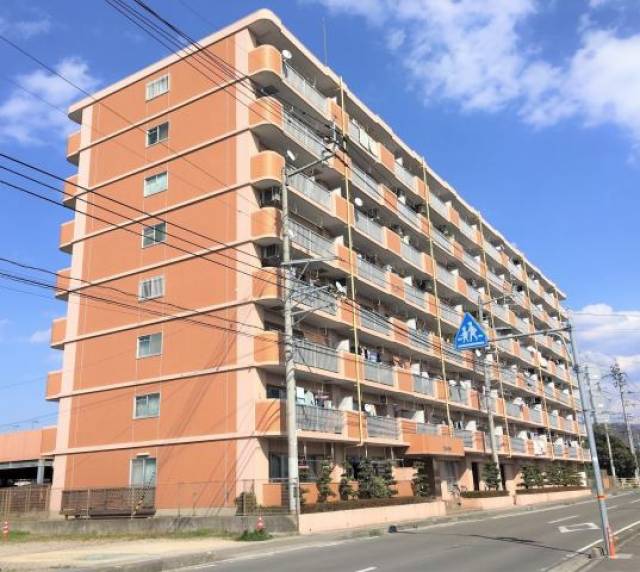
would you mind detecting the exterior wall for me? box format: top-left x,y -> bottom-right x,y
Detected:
0,427 -> 56,463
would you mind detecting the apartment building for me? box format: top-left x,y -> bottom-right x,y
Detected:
46,9 -> 588,513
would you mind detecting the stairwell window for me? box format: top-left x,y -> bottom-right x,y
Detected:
130,455 -> 157,486
146,122 -> 169,146
141,222 -> 166,248
137,333 -> 162,358
143,171 -> 168,197
134,393 -> 160,419
138,276 -> 164,301
145,75 -> 169,100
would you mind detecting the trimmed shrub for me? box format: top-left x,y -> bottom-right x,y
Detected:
301,495 -> 434,514
412,461 -> 432,497
461,490 -> 509,499
516,486 -> 588,495
482,462 -> 501,491
519,465 -> 544,489
338,472 -> 356,501
316,460 -> 336,503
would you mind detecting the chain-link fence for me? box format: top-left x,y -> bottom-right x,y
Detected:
1,485 -> 50,519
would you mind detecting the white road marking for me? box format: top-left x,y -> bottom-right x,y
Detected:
574,519 -> 640,553
630,498 -> 640,504
558,522 -> 599,533
548,515 -> 578,524
354,568 -> 377,572
608,505 -> 619,510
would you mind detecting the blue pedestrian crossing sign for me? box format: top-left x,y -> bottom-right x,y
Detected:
454,312 -> 488,350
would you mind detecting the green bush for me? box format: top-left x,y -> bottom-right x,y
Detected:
316,460 -> 336,503
356,457 -> 376,499
338,472 -> 356,501
461,490 -> 509,498
238,529 -> 272,541
301,496 -> 434,514
412,460 -> 432,497
545,463 -> 565,487
516,486 -> 587,495
482,462 -> 501,491
520,465 -> 544,489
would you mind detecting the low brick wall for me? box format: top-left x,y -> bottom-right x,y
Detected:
514,488 -> 591,506
298,500 -> 447,535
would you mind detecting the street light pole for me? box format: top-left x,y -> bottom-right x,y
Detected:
478,296 -> 502,490
567,325 -> 613,556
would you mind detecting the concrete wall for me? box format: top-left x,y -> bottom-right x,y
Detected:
514,489 -> 590,506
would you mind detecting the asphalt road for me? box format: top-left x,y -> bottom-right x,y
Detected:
180,491 -> 640,572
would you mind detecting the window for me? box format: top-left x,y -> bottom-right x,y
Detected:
143,172 -> 168,197
141,222 -> 167,247
138,276 -> 165,300
134,393 -> 160,418
131,456 -> 157,486
145,75 -> 169,100
146,122 -> 169,146
137,333 -> 162,358
268,453 -> 288,481
266,385 -> 285,400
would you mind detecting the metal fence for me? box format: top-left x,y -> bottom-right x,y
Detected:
296,404 -> 343,434
288,172 -> 332,209
413,374 -> 434,396
364,361 -> 394,386
357,258 -> 387,288
1,485 -> 50,517
367,416 -> 399,439
61,486 -> 155,518
293,339 -> 339,372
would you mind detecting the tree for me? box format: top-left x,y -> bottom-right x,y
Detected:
315,460 -> 336,503
482,462 -> 501,491
545,462 -> 565,487
412,460 -> 432,497
594,425 -> 637,478
520,465 -> 544,489
356,457 -> 376,499
299,466 -> 310,507
338,472 -> 355,501
560,465 -> 582,487
380,460 -> 397,497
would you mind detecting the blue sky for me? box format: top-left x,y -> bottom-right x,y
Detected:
0,0 -> 639,428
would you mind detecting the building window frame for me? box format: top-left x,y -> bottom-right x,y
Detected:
145,74 -> 169,101
143,171 -> 168,197
146,121 -> 169,147
138,275 -> 165,301
133,392 -> 161,419
137,332 -> 163,358
130,455 -> 157,486
141,222 -> 167,248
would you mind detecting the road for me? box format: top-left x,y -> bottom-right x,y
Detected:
180,491 -> 640,572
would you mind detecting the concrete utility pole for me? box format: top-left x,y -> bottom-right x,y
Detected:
585,366 -> 617,483
567,326 -> 613,556
478,297 -> 502,490
610,362 -> 640,480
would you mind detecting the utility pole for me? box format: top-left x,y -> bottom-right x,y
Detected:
611,362 -> 640,480
586,366 -> 617,483
567,325 -> 613,556
478,296 -> 502,490
281,166 -> 299,514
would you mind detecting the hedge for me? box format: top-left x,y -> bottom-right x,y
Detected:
300,496 -> 435,514
516,486 -> 589,495
460,490 -> 510,498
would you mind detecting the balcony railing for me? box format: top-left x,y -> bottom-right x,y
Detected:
348,121 -> 379,158
436,265 -> 457,289
462,251 -> 481,274
432,228 -> 454,254
283,113 -> 326,157
351,164 -> 382,200
454,429 -> 474,448
568,446 -> 579,459
549,415 -> 560,429
367,415 -> 399,439
293,339 -> 339,372
557,392 -> 571,405
354,211 -> 384,243
282,62 -> 327,112
296,404 -> 342,434
429,194 -> 449,219
360,308 -> 390,334
492,304 -> 508,322
510,437 -> 527,454
458,219 -> 477,242
487,270 -> 506,291
515,317 -> 531,334
291,280 -> 337,315
413,374 -> 434,396
357,258 -> 387,288
418,423 -> 441,436
449,386 -> 469,405
288,172 -> 331,209
408,329 -> 431,351
554,444 -> 565,457
364,360 -> 394,386
529,408 -> 543,424
401,241 -> 422,267
394,163 -> 416,191
507,402 -> 522,418
439,302 -> 461,324
405,283 -> 425,307
508,262 -> 523,280
397,201 -> 419,226
290,220 -> 334,255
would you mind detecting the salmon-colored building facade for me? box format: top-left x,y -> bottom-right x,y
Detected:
3,10 -> 589,514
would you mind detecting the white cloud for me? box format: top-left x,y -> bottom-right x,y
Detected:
28,328 -> 50,344
312,0 -> 640,150
0,15 -> 51,40
0,57 -> 99,146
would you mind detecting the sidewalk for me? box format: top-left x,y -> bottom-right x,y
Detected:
583,529 -> 640,572
0,493 -> 620,571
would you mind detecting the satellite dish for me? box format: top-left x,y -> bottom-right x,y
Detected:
282,49 -> 293,61
354,197 -> 364,208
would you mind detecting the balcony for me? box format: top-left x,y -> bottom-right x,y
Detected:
296,404 -> 342,434
404,283 -> 425,308
55,268 -> 71,300
357,258 -> 387,289
59,220 -> 75,254
404,421 -> 464,456
363,360 -> 394,386
449,385 -> 469,406
401,241 -> 422,268
436,265 -> 457,289
458,219 -> 479,243
554,443 -> 565,457
50,317 -> 66,349
510,437 -> 528,454
567,446 -> 580,460
291,280 -> 337,315
432,228 -> 454,254
397,201 -> 419,227
366,415 -> 399,439
506,402 -> 522,419
288,172 -> 332,209
429,194 -> 449,220
508,262 -> 524,281
529,408 -> 543,424
283,112 -> 326,157
62,174 -> 79,206
282,61 -> 327,113
413,374 -> 435,397
394,163 -> 416,192
354,211 -> 384,243
348,121 -> 380,159
46,371 -> 62,400
484,241 -> 502,265
360,308 -> 390,335
293,339 -> 339,372
289,220 -> 334,256
439,302 -> 462,325
408,329 -> 431,352
462,251 -> 481,275
351,164 -> 382,201
66,130 -> 80,165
